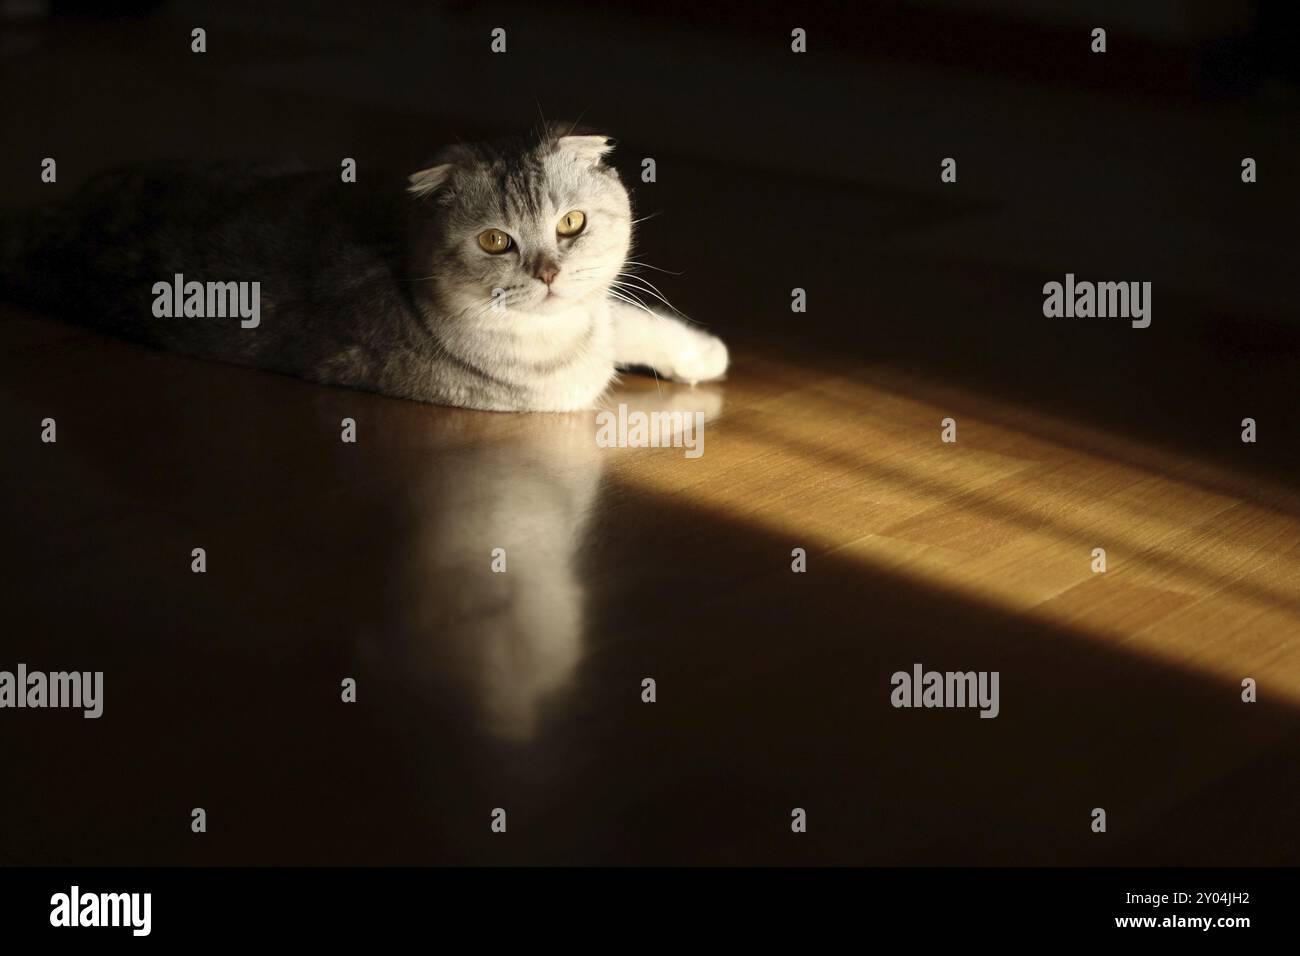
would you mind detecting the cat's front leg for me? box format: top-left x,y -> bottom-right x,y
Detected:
609,301 -> 729,385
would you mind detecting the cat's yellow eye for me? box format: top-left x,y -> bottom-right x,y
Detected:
477,228 -> 513,254
556,210 -> 586,237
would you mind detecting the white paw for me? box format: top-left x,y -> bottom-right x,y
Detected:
666,332 -> 729,385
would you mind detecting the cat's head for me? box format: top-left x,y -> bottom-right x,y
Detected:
407,126 -> 632,316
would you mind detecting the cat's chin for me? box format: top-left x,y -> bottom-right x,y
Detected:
530,290 -> 589,314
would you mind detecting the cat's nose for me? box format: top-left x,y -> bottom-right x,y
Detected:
533,260 -> 559,286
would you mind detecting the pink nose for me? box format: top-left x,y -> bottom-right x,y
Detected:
534,263 -> 558,286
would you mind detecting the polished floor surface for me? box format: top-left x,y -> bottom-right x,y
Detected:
2,306 -> 1297,865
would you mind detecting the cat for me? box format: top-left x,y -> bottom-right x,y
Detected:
0,126 -> 728,412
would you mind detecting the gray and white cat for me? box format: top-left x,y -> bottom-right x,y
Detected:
0,126 -> 728,411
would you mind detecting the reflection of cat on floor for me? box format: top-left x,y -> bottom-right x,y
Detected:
378,388 -> 724,742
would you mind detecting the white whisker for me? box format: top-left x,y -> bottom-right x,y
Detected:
622,259 -> 684,276
610,278 -> 692,322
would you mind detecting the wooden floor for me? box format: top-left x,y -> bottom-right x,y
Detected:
2,3 -> 1298,866
2,308 -> 1297,865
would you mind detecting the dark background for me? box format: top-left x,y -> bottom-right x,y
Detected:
5,0 -> 1299,481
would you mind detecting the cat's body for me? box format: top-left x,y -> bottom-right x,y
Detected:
0,129 -> 727,411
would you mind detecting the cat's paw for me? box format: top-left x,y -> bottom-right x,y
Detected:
666,331 -> 729,385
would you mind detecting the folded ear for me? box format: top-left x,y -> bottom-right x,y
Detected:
553,134 -> 615,166
407,163 -> 454,198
